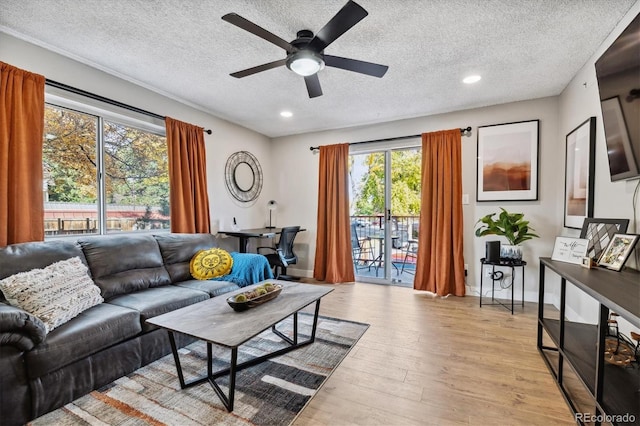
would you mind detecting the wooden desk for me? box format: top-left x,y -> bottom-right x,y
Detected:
219,227 -> 306,253
219,228 -> 278,253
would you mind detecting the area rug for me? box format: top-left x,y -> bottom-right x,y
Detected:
30,314 -> 368,426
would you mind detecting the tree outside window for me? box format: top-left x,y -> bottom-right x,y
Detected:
43,104 -> 169,235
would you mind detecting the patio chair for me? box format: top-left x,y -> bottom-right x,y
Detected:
400,239 -> 418,274
390,228 -> 409,275
351,223 -> 373,271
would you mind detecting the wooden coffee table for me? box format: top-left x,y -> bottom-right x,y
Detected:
146,280 -> 333,411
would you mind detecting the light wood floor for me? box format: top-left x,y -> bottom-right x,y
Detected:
292,282 -> 575,426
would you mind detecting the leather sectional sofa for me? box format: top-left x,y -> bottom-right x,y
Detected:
0,233 -> 241,425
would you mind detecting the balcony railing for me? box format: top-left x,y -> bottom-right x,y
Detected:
351,215 -> 419,249
44,218 -> 169,236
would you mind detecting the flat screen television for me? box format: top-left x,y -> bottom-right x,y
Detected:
594,12 -> 640,181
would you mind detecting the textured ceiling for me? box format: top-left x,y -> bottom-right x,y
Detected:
0,0 -> 636,138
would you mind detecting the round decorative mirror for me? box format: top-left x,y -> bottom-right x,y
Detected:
224,151 -> 263,202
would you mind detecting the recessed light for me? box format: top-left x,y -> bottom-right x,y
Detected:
463,75 -> 482,84
280,111 -> 293,118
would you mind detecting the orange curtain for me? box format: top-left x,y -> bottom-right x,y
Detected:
414,130 -> 465,296
0,62 -> 45,246
313,143 -> 355,283
165,117 -> 211,233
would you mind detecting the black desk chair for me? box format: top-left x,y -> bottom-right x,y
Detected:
258,226 -> 301,280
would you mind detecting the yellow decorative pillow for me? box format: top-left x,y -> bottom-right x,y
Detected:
190,248 -> 233,280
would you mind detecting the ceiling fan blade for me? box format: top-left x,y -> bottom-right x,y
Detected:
230,59 -> 287,78
222,13 -> 294,52
304,74 -> 323,98
324,55 -> 388,78
307,0 -> 368,52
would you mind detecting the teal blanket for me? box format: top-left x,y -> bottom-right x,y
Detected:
211,252 -> 274,287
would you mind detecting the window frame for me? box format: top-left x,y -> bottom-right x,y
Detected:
44,87 -> 168,239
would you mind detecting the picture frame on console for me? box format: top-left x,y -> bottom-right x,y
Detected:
476,120 -> 539,201
579,218 -> 630,261
551,236 -> 589,265
563,117 -> 596,229
597,233 -> 639,271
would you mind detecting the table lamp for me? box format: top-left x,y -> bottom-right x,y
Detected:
267,200 -> 277,228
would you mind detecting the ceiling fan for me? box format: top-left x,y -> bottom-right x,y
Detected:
222,0 -> 389,98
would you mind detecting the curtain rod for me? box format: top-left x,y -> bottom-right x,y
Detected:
45,79 -> 212,135
309,127 -> 472,151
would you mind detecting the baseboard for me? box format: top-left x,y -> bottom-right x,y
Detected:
284,267 -> 313,278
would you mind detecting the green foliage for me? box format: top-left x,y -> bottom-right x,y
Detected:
352,150 -> 421,215
474,207 -> 540,245
43,105 -> 168,212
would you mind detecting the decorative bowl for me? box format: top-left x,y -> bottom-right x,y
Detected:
227,284 -> 283,312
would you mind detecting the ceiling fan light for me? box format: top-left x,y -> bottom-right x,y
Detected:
287,51 -> 325,76
463,75 -> 482,84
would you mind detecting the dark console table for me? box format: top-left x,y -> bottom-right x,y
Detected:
537,257 -> 639,425
479,257 -> 526,314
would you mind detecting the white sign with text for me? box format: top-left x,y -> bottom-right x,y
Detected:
551,237 -> 589,265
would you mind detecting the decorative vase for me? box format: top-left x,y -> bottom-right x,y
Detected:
500,244 -> 522,260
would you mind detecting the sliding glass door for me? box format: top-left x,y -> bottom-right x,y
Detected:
349,147 -> 421,286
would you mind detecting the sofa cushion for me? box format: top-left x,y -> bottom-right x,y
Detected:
78,234 -> 171,300
190,248 -> 233,280
153,233 -> 217,282
0,240 -> 86,282
173,279 -> 240,297
24,303 -> 141,379
106,286 -> 208,332
0,257 -> 104,333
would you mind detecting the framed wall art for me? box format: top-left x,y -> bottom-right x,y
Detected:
477,120 -> 539,201
579,218 -> 629,260
564,117 -> 596,229
597,233 -> 639,271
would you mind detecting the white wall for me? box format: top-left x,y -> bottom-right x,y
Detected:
274,3 -> 640,313
272,97 -> 562,297
0,33 -> 274,252
556,2 -> 640,326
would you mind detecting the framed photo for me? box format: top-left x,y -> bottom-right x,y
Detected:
564,117 -> 596,229
597,233 -> 639,271
477,120 -> 539,201
551,237 -> 589,265
579,218 -> 629,260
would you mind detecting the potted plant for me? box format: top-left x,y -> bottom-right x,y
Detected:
474,208 -> 539,260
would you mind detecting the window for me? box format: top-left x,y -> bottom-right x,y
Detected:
43,97 -> 169,236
